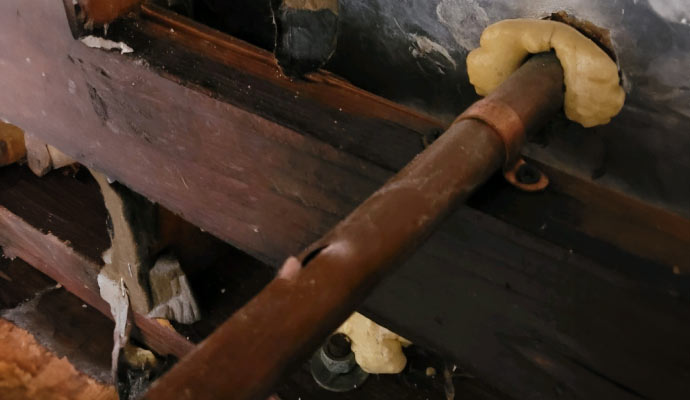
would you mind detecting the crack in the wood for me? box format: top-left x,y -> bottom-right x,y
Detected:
86,83 -> 109,123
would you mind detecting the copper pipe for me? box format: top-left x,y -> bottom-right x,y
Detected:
145,53 -> 564,400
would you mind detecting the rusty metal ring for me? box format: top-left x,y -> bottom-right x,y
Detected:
503,158 -> 549,192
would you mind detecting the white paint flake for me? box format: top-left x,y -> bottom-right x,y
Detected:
409,33 -> 457,71
98,272 -> 131,379
80,35 -> 134,54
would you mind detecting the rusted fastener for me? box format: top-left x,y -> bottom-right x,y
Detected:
310,333 -> 368,392
504,159 -> 549,191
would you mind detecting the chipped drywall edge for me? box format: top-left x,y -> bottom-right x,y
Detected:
97,270 -> 131,379
146,253 -> 201,325
47,144 -> 76,169
80,35 -> 134,54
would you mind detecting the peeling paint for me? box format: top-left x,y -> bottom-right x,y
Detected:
97,271 -> 130,380
409,33 -> 457,72
80,35 -> 134,54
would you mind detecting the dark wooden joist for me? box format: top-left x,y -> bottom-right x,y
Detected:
1,1 -> 690,399
364,206 -> 690,400
113,4 -> 690,272
127,3 -> 440,172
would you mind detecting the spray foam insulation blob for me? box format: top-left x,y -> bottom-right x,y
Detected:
467,19 -> 625,128
337,312 -> 411,374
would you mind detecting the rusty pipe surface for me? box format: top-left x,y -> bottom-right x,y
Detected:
145,53 -> 564,400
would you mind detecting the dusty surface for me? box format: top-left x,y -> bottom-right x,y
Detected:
0,318 -> 117,400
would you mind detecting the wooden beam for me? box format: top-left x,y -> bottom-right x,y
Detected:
134,3 -> 440,172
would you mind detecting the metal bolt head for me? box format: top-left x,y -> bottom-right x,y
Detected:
516,163 -> 541,185
325,333 -> 351,359
311,334 -> 368,392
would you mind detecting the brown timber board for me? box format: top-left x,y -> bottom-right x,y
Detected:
115,4 -> 689,271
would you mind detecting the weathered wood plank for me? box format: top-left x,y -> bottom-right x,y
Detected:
121,3 -> 440,172
470,162 -> 690,273
115,5 -> 690,272
365,206 -> 690,400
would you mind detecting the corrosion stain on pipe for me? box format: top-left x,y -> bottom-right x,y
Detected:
144,53 -> 564,400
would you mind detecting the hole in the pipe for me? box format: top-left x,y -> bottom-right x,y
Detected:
301,244 -> 329,267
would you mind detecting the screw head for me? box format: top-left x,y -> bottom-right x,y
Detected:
311,334 -> 368,392
325,333 -> 352,359
516,163 -> 541,185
